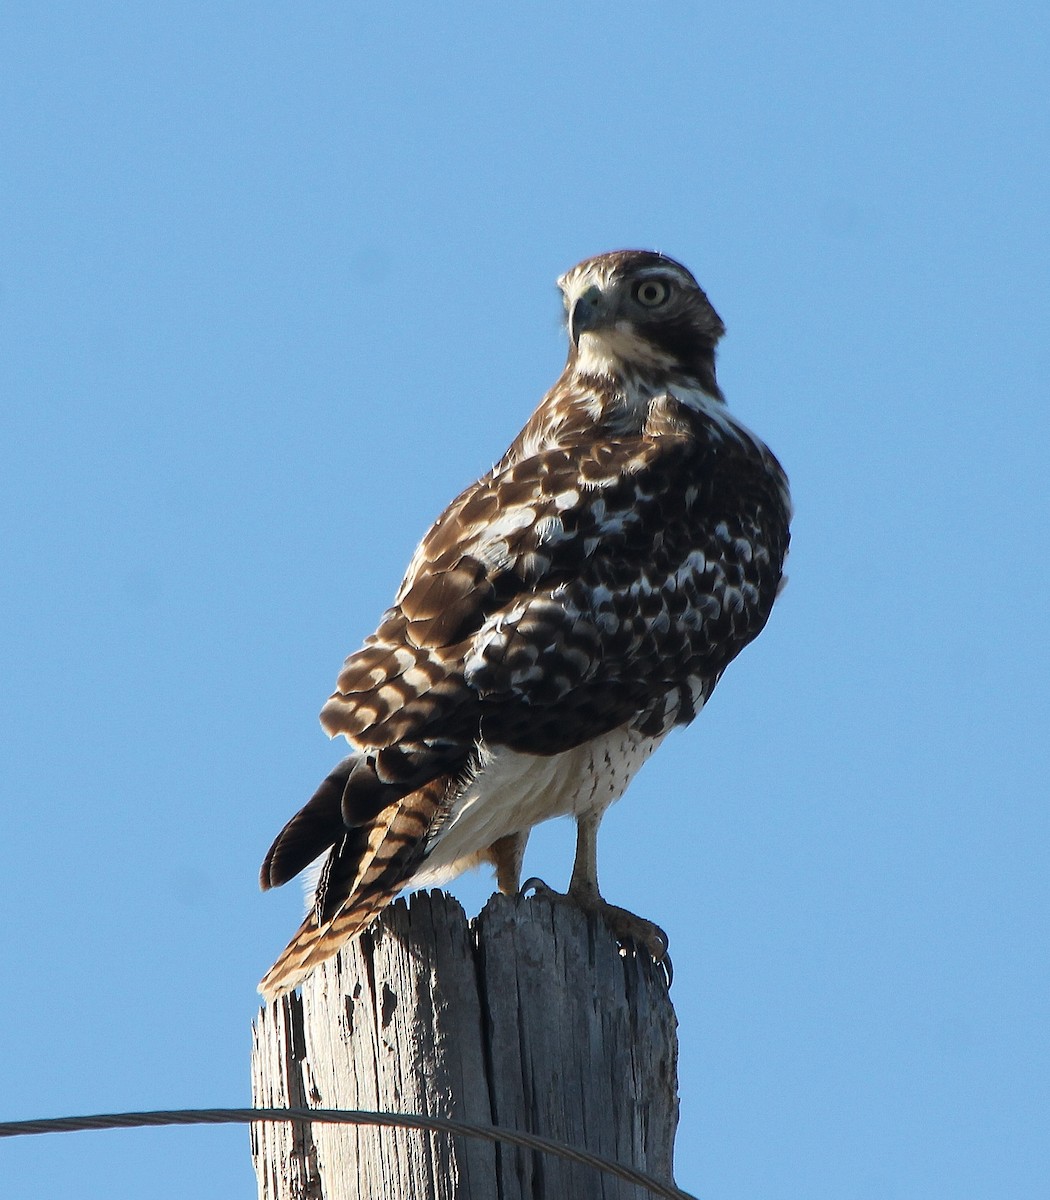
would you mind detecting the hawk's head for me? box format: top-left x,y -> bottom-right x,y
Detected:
558,250 -> 725,397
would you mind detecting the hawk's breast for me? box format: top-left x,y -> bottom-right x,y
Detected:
408,722 -> 668,888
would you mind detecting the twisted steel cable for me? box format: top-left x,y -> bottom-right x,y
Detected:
0,1106 -> 699,1200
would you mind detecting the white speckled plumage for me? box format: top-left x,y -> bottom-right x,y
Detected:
411,725 -> 666,889
258,249 -> 791,998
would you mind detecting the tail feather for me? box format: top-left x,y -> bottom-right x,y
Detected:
258,781 -> 445,1000
259,757 -> 352,890
261,742 -> 467,891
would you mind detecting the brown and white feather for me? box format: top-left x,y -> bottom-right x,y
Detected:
259,250 -> 791,999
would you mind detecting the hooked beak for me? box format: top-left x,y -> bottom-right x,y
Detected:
569,285 -> 608,346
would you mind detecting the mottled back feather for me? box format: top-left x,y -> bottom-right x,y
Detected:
259,249 -> 791,999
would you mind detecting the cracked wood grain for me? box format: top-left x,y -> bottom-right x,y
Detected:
251,890 -> 678,1200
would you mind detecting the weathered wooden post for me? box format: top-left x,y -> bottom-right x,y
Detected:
251,889 -> 679,1199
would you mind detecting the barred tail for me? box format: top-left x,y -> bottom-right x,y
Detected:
258,783 -> 443,1000
257,897 -> 389,1001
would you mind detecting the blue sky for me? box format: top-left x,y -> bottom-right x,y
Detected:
2,4 -> 1048,1197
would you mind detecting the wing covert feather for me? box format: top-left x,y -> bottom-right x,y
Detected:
321,417 -> 788,757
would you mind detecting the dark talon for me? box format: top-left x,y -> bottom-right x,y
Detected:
519,876 -> 552,898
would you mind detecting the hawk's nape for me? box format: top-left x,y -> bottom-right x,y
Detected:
258,249 -> 791,1000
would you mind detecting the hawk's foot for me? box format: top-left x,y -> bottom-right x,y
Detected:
519,877 -> 672,984
519,875 -> 555,899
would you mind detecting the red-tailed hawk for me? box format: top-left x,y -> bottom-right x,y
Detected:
259,250 -> 791,999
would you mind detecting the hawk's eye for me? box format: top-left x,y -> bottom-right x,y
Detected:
632,278 -> 671,308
